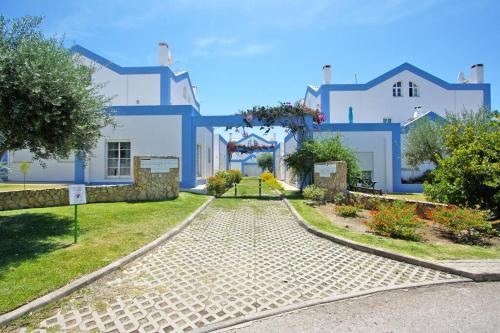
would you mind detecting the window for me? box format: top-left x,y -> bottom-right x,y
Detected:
383,118 -> 392,123
208,147 -> 211,163
392,81 -> 402,97
196,144 -> 202,177
409,81 -> 419,97
107,142 -> 131,177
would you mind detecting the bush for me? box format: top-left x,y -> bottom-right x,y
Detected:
206,176 -> 227,196
260,171 -> 274,181
257,153 -> 273,172
303,185 -> 327,204
227,169 -> 242,184
333,192 -> 347,205
266,177 -> 284,190
367,202 -> 425,241
426,206 -> 494,243
335,205 -> 359,217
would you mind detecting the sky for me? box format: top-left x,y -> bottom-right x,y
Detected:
1,0 -> 499,141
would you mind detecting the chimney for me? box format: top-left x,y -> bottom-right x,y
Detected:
158,42 -> 170,66
470,64 -> 484,83
322,65 -> 331,84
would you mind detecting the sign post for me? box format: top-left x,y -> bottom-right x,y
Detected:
69,184 -> 87,243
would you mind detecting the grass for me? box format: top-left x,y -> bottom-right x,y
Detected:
0,192 -> 209,314
286,195 -> 500,261
223,177 -> 277,198
0,183 -> 68,192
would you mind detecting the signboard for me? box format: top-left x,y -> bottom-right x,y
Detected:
140,158 -> 178,173
69,184 -> 87,205
315,164 -> 337,177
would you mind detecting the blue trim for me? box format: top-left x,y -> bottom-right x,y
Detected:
219,135 -> 228,145
317,123 -> 407,192
401,111 -> 447,134
181,114 -> 196,188
70,44 -> 200,111
74,151 -> 86,184
305,63 -> 491,121
234,133 -> 277,145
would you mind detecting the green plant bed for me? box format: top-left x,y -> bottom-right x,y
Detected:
0,193 -> 209,314
287,197 -> 500,261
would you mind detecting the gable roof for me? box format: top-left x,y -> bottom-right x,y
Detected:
234,133 -> 277,145
70,44 -> 200,110
401,111 -> 447,133
305,63 -> 490,109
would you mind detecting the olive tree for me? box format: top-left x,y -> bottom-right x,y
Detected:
0,15 -> 113,161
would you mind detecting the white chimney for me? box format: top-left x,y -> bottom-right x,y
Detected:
470,64 -> 484,83
457,71 -> 467,83
322,65 -> 331,84
158,42 -> 171,66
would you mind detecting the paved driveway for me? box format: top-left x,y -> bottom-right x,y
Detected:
27,199 -> 463,332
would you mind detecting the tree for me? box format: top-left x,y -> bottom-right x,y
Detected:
0,15 -> 113,161
403,118 -> 444,168
257,153 -> 273,173
424,108 -> 499,216
284,136 -> 360,191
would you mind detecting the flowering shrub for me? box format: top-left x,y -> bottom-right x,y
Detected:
303,185 -> 327,204
265,178 -> 284,191
333,192 -> 347,205
426,206 -> 494,243
335,205 -> 359,217
206,176 -> 227,196
227,169 -> 242,184
260,172 -> 274,181
216,170 -> 242,186
367,202 -> 425,241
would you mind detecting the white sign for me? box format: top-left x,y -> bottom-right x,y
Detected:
315,164 -> 337,177
140,158 -> 178,173
69,184 -> 87,205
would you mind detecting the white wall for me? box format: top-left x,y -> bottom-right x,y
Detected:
195,127 -> 213,179
315,131 -> 393,192
7,150 -> 75,182
327,70 -> 484,124
230,161 -> 242,171
284,137 -> 298,185
170,75 -> 199,110
86,115 -> 182,183
80,57 -> 161,106
217,136 -> 227,172
304,87 -> 321,111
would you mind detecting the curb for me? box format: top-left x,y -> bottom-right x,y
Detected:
0,196 -> 215,327
194,279 -> 470,333
282,198 -> 500,282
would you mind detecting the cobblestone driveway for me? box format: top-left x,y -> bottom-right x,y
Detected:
28,199 -> 461,332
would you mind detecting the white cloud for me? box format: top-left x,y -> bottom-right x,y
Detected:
194,37 -> 271,57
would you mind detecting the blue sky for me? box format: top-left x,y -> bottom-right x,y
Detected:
1,0 -> 499,140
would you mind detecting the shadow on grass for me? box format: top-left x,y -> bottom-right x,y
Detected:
0,213 -> 73,275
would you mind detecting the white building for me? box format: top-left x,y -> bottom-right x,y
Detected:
296,63 -> 491,192
5,43 -> 213,188
227,134 -> 279,177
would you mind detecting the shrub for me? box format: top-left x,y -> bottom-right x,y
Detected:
335,205 -> 359,217
426,206 -> 494,243
257,153 -> 273,172
227,169 -> 242,184
260,171 -> 274,181
206,176 -> 227,196
303,185 -> 327,204
333,192 -> 347,205
367,202 -> 425,241
266,178 -> 284,191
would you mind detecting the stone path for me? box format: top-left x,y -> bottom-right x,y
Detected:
24,199 -> 463,332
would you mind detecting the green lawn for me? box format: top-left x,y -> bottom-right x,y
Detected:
223,177 -> 277,198
0,183 -> 68,192
287,196 -> 500,261
0,192 -> 209,314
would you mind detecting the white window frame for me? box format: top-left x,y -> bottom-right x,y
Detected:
196,144 -> 202,177
392,81 -> 403,97
409,81 -> 420,97
383,118 -> 392,123
105,140 -> 132,179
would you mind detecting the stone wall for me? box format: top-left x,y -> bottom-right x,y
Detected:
0,156 -> 179,211
313,161 -> 348,201
348,191 -> 446,214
